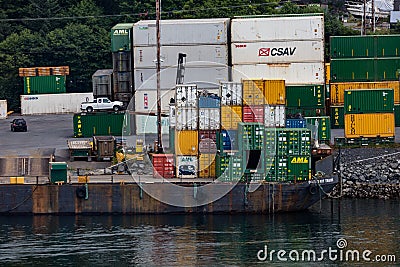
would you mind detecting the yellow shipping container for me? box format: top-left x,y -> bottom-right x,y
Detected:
344,113 -> 395,138
325,63 -> 330,84
221,106 -> 242,130
175,130 -> 198,155
10,177 -> 24,184
264,80 -> 285,105
242,79 -> 264,105
330,81 -> 400,105
199,153 -> 216,178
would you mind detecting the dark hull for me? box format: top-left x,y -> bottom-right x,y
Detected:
0,176 -> 338,215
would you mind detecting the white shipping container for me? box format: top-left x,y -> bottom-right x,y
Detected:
134,66 -> 229,90
231,15 -> 324,42
176,155 -> 198,178
0,100 -> 7,119
135,115 -> 170,135
265,105 -> 286,128
231,40 -> 324,64
21,93 -> 94,115
176,84 -> 198,107
169,105 -> 176,127
176,107 -> 198,130
199,108 -> 221,130
232,62 -> 324,85
220,81 -> 243,106
133,18 -> 230,46
134,45 -> 229,68
135,89 -> 175,112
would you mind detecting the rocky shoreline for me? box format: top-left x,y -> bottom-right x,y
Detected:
330,147 -> 400,199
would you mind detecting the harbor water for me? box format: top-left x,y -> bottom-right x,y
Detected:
0,199 -> 398,266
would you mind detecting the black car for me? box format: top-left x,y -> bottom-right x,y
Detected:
11,118 -> 27,132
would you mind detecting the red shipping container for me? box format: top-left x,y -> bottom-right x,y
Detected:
243,105 -> 264,123
199,130 -> 218,153
152,154 -> 175,178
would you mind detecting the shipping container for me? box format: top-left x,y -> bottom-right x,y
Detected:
232,62 -> 324,85
134,66 -> 228,90
217,129 -> 238,151
216,153 -> 243,181
344,113 -> 395,138
305,116 -> 331,141
111,23 -> 134,52
231,15 -> 324,42
113,71 -> 132,94
198,153 -> 216,178
24,75 -> 66,94
325,63 -> 331,84
199,108 -> 221,130
114,92 -> 132,104
19,66 -> 69,77
272,128 -> 312,156
344,89 -> 394,114
286,119 -> 307,128
176,84 -> 198,107
264,80 -> 286,105
169,127 -> 175,150
133,18 -> 230,46
285,84 -> 325,108
221,106 -> 242,130
134,45 -> 229,68
396,105 -> 400,127
175,130 -> 198,155
135,115 -> 169,135
93,136 -> 115,161
286,107 -> 325,118
264,105 -> 285,128
243,105 -> 264,123
238,122 -> 265,150
330,58 -> 400,82
198,95 -> 220,109
220,81 -> 243,106
152,154 -> 174,178
287,155 -> 311,181
135,89 -> 175,112
376,35 -> 400,57
199,130 -> 218,153
92,69 -> 113,98
175,107 -> 198,130
176,155 -> 198,178
330,81 -> 400,105
21,93 -> 93,115
169,105 -> 176,127
0,100 -> 7,119
112,51 -> 132,72
73,112 -> 131,138
231,40 -> 324,64
330,106 -> 345,129
242,79 -> 264,105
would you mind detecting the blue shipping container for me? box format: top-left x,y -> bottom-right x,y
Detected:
286,119 -> 307,128
198,96 -> 221,108
220,129 -> 238,151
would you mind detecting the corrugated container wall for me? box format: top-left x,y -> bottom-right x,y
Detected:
24,76 -> 66,94
198,154 -> 216,178
111,23 -> 134,52
330,106 -> 345,129
92,69 -> 113,98
175,130 -> 198,155
198,95 -> 220,108
242,79 -> 264,105
112,51 -> 132,72
344,113 -> 395,138
152,154 -> 174,178
231,15 -> 324,42
0,100 -> 7,119
264,105 -> 285,128
344,89 -> 394,114
220,82 -> 242,106
134,45 -> 229,68
221,106 -> 243,130
286,119 -> 306,128
199,108 -> 221,130
395,105 -> 400,126
286,107 -> 325,118
264,80 -> 286,105
135,115 -> 169,134
21,93 -> 93,115
243,105 -> 264,123
176,107 -> 198,130
199,130 -> 218,153
329,81 -> 400,105
231,41 -> 324,64
176,156 -> 198,178
176,84 -> 198,107
238,122 -> 265,150
286,85 -> 325,108
73,112 -> 131,137
305,116 -> 331,141
133,18 -> 230,46
325,63 -> 331,84
232,63 -> 325,85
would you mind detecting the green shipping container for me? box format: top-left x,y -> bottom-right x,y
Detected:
73,112 -> 131,137
305,116 -> 331,141
265,155 -> 311,182
330,35 -> 375,59
111,23 -> 134,52
330,106 -> 345,129
49,162 -> 68,183
238,123 -> 265,150
376,35 -> 400,57
286,107 -> 326,117
216,154 -> 243,182
285,85 -> 325,108
24,76 -> 66,94
331,58 -> 400,82
273,128 -> 311,156
344,89 -> 394,114
396,105 -> 400,127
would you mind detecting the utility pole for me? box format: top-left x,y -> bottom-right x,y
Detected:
156,0 -> 163,153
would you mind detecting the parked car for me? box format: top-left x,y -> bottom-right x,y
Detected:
10,118 -> 27,132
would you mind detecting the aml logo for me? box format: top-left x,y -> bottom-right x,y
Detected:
113,29 -> 129,35
259,47 -> 297,57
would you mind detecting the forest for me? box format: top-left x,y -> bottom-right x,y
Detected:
0,0 -> 361,111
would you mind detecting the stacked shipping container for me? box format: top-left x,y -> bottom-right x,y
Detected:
19,66 -> 69,95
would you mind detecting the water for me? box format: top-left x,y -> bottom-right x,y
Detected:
0,199 -> 399,266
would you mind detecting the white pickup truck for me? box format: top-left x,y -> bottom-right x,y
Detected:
80,97 -> 124,112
